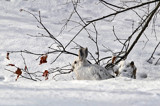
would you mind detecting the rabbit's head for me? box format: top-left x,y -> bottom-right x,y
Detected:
72,47 -> 89,71
118,61 -> 137,78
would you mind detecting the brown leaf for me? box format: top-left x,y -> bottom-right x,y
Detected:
112,56 -> 116,64
39,55 -> 48,65
6,53 -> 10,60
24,66 -> 27,71
15,68 -> 22,75
7,64 -> 15,66
15,68 -> 22,81
42,70 -> 49,80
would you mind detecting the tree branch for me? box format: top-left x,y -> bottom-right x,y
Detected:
87,0 -> 159,23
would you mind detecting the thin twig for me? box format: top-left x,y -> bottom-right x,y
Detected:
147,42 -> 160,62
99,0 -> 125,9
5,68 -> 37,81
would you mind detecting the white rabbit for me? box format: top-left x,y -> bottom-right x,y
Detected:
72,47 -> 114,80
114,60 -> 137,79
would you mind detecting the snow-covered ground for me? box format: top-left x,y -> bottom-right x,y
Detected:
0,78 -> 160,106
0,0 -> 160,106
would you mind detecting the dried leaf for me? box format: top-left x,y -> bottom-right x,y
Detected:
15,68 -> 22,81
112,56 -> 116,64
39,55 -> 48,65
15,68 -> 22,75
24,66 -> 27,71
6,53 -> 10,60
7,64 -> 15,66
42,70 -> 49,80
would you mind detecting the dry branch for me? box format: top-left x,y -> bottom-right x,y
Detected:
147,42 -> 160,63
99,0 -> 125,9
119,1 -> 160,62
87,0 -> 159,23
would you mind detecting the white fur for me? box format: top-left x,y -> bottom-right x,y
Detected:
72,47 -> 113,80
115,60 -> 148,79
117,60 -> 136,78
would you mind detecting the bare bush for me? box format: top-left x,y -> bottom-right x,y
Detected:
5,0 -> 160,81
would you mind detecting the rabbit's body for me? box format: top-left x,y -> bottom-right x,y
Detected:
72,47 -> 114,80
75,63 -> 113,80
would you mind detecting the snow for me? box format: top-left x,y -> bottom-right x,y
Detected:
0,0 -> 160,106
0,79 -> 160,106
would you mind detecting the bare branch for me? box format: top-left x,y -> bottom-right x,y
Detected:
87,0 -> 159,23
147,42 -> 160,62
121,1 -> 160,61
20,53 -> 33,79
155,58 -> 160,65
5,68 -> 37,81
99,0 -> 125,9
21,9 -> 64,50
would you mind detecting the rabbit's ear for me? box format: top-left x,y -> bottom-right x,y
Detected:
79,47 -> 85,61
84,48 -> 88,58
130,61 -> 134,67
130,61 -> 134,64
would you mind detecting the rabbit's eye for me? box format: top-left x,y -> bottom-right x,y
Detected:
123,70 -> 127,72
126,65 -> 130,67
74,61 -> 77,64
